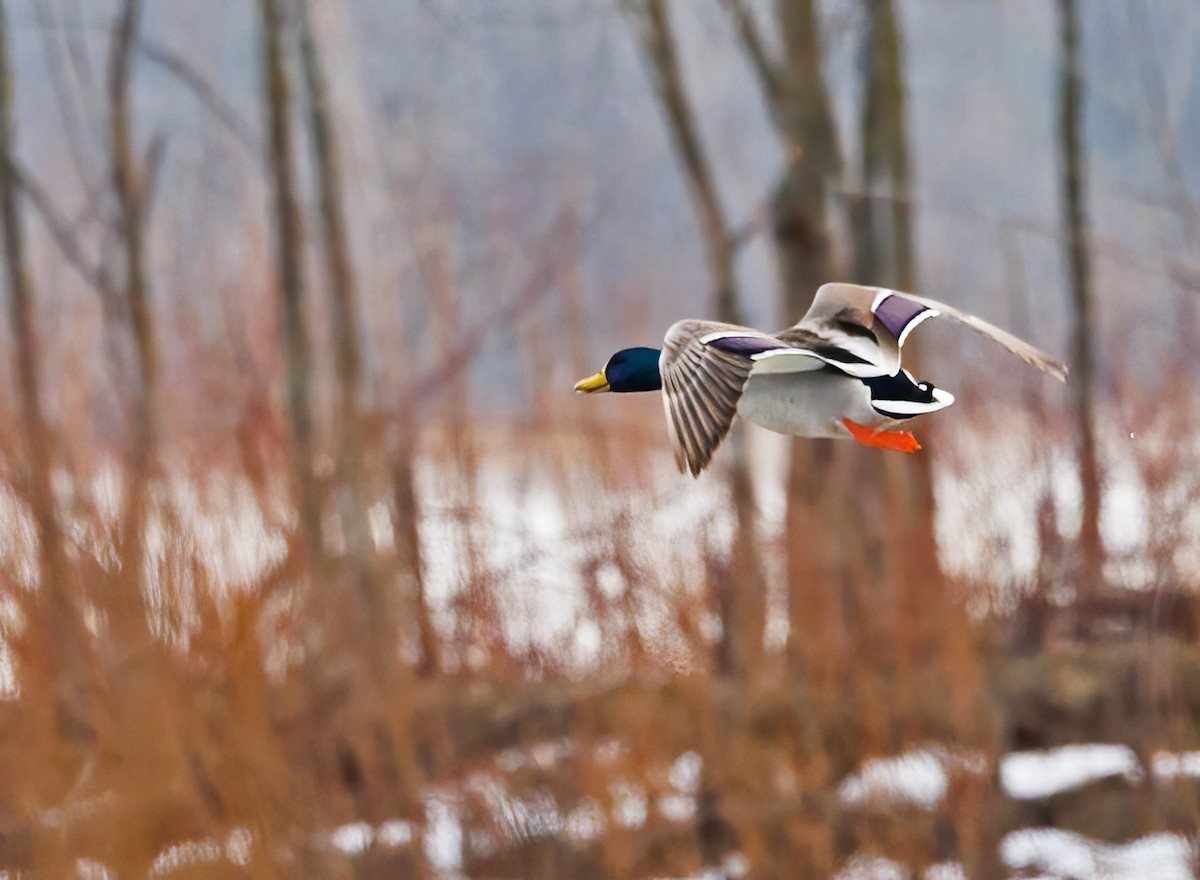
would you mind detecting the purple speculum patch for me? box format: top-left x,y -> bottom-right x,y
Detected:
706,335 -> 790,356
873,295 -> 929,339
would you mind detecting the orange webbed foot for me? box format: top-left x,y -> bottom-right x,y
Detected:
841,419 -> 922,453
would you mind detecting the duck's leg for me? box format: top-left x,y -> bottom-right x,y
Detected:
841,418 -> 921,453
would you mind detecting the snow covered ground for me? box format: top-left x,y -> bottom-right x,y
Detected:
1,436 -> 1197,876
836,742 -> 1200,807
1,411 -> 1193,689
832,743 -> 1200,879
130,742 -> 1200,879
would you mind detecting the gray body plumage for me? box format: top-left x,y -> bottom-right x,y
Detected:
737,371 -> 876,439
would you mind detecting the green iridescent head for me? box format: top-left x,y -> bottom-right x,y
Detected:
574,347 -> 662,394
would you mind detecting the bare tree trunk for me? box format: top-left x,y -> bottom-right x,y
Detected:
855,0 -> 912,292
851,0 -> 907,598
854,0 -> 941,611
421,214 -> 493,655
0,0 -> 87,725
771,0 -> 841,312
1058,0 -> 1103,613
716,7 -> 983,871
258,12 -> 331,876
625,0 -> 739,324
623,0 -> 763,679
109,0 -> 157,640
391,437 -> 438,677
623,1 -> 765,870
259,0 -> 321,563
856,5 -> 1000,873
295,0 -> 391,663
767,0 -> 846,677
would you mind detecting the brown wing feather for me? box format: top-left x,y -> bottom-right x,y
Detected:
899,291 -> 1068,381
660,320 -> 760,476
799,283 -> 1068,381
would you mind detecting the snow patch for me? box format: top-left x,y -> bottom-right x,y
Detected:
1001,744 -> 1141,799
1001,829 -> 1194,880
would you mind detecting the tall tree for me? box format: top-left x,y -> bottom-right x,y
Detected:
854,8 -> 996,872
0,0 -> 86,723
295,0 -> 394,664
853,0 -> 940,594
623,0 -> 772,871
259,0 -> 321,562
855,0 -> 913,291
720,0 -> 854,688
109,0 -> 158,641
721,0 -> 841,310
623,0 -> 763,680
1058,0 -> 1103,608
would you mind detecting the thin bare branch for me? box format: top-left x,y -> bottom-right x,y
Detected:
33,0 -> 105,205
7,157 -> 120,309
0,11 -> 48,517
9,156 -> 133,395
407,219 -> 568,413
624,0 -> 740,323
139,132 -> 168,226
719,0 -> 785,132
1128,0 -> 1200,249
139,39 -> 260,160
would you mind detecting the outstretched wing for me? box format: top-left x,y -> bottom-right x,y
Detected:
895,290 -> 1068,380
660,320 -> 792,476
786,283 -> 1068,381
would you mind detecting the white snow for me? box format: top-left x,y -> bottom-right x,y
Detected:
1000,744 -> 1142,800
837,746 -> 986,809
838,748 -> 955,809
837,742 -> 1196,810
833,855 -> 910,879
329,821 -> 374,854
1152,751 -> 1200,779
830,833 -> 1196,880
1001,829 -> 1195,880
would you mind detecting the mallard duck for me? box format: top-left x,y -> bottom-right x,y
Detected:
574,283 -> 1067,476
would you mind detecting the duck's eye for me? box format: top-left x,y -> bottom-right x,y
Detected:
919,383 -> 931,391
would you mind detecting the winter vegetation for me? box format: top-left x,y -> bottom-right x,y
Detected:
0,0 -> 1199,877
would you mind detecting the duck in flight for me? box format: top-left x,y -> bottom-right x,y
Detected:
574,283 -> 1067,476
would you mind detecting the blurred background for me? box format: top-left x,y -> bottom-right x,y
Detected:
1,0 -> 1199,877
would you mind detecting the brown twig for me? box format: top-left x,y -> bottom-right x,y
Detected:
6,157 -> 120,309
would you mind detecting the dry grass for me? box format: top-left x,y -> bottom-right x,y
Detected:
2,366 -> 1197,878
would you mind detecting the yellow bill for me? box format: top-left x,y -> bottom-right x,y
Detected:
574,370 -> 610,393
